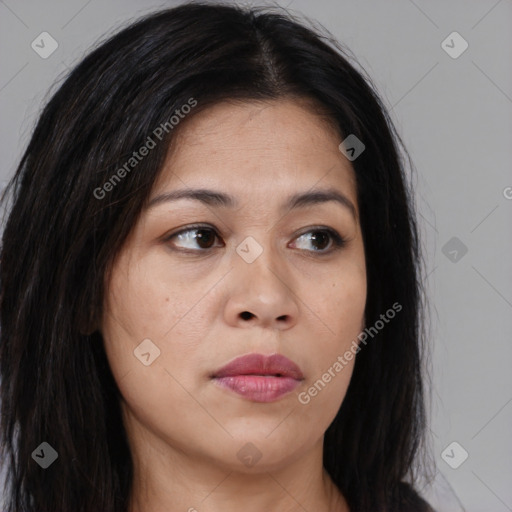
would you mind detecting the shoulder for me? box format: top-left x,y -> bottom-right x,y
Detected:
393,481 -> 437,512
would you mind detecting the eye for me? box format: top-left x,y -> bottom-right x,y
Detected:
164,224 -> 223,252
290,228 -> 346,254
164,224 -> 346,255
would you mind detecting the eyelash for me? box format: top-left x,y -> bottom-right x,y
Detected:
163,223 -> 347,255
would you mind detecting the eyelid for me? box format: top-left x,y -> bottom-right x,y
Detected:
163,223 -> 218,239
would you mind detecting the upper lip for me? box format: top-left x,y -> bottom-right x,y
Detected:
211,353 -> 304,380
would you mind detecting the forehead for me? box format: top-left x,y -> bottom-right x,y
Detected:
153,98 -> 358,210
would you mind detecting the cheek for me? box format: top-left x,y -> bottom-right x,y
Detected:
293,261 -> 366,414
103,251 -> 209,346
101,251 -> 220,395
304,261 -> 366,346
100,258 -> 219,451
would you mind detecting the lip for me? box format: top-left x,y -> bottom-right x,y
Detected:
211,353 -> 304,403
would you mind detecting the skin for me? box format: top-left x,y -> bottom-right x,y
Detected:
101,98 -> 367,512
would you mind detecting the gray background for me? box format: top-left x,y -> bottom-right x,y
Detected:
1,1 -> 511,511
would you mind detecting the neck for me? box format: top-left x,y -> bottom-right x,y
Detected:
125,417 -> 349,512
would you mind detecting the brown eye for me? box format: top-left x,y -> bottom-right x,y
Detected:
193,228 -> 216,249
166,226 -> 222,251
309,231 -> 330,251
292,228 -> 346,253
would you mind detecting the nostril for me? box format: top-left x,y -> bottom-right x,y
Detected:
240,311 -> 254,320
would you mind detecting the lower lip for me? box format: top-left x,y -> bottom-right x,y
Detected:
212,375 -> 301,402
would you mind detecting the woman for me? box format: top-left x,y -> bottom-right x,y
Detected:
0,2 -> 435,511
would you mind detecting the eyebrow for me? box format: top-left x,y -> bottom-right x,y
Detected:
147,187 -> 357,220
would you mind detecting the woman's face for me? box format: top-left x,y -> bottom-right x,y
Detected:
102,98 -> 367,472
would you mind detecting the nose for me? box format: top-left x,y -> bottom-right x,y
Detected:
223,245 -> 299,331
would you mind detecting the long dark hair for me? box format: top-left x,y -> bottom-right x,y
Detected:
0,2 -> 434,511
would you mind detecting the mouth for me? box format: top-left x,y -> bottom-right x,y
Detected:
210,353 -> 304,403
